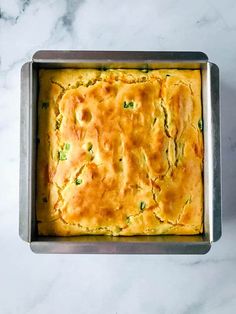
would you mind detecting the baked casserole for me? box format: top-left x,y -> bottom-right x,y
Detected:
37,69 -> 203,236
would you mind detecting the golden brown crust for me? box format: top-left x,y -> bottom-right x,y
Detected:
37,69 -> 203,236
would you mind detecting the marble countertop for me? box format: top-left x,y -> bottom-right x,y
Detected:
1,0 -> 236,313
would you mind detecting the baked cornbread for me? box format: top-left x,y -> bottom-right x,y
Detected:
37,69 -> 203,236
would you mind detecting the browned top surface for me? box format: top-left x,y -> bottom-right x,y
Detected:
37,69 -> 203,236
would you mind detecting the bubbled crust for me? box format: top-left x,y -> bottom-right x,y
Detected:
37,69 -> 203,236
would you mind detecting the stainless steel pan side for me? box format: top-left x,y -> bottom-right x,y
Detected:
33,50 -> 208,64
19,62 -> 31,242
210,63 -> 221,241
32,50 -> 208,70
30,237 -> 210,254
19,61 -> 37,242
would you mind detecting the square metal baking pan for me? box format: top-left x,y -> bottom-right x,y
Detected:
19,51 -> 221,254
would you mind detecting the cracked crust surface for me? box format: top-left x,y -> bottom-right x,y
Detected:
37,69 -> 203,236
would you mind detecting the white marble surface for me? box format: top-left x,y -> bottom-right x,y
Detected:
0,0 -> 236,313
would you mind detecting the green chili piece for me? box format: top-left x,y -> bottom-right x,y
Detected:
58,150 -> 67,161
123,101 -> 134,109
87,142 -> 93,153
198,119 -> 203,131
75,178 -> 82,185
64,143 -> 70,151
140,201 -> 146,211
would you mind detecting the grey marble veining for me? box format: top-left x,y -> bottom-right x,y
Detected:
0,0 -> 236,313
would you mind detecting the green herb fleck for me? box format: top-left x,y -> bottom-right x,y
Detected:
198,119 -> 203,131
100,66 -> 108,71
140,201 -> 146,211
126,217 -> 131,224
86,80 -> 93,87
123,101 -> 135,109
75,178 -> 83,185
58,150 -> 67,161
153,117 -> 157,126
140,64 -> 149,73
58,143 -> 70,161
115,226 -> 122,233
42,102 -> 49,109
65,143 -> 70,151
42,197 -> 48,203
87,142 -> 93,153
